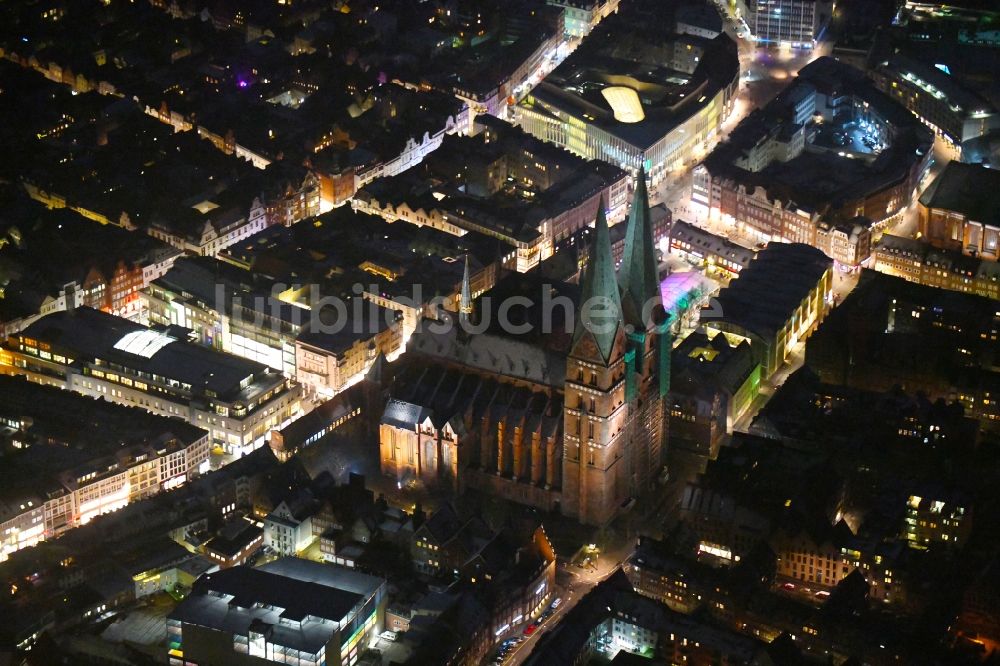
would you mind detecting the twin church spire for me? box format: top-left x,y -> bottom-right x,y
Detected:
573,166 -> 660,363
572,198 -> 623,363
618,166 -> 661,327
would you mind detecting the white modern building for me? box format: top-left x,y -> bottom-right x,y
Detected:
742,0 -> 833,48
264,500 -> 317,556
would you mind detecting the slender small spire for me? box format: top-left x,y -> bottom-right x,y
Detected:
618,166 -> 661,326
573,198 -> 623,364
459,254 -> 473,321
366,350 -> 387,384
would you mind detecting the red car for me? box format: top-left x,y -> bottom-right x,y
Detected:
523,624 -> 538,636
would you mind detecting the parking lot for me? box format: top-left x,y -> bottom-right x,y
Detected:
814,119 -> 886,156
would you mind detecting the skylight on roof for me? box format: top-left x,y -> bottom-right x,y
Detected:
601,86 -> 645,123
192,200 -> 220,214
113,329 -> 177,358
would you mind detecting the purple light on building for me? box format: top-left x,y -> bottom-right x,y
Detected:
660,270 -> 709,319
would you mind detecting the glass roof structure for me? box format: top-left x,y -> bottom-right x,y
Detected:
112,329 -> 177,358
601,86 -> 645,123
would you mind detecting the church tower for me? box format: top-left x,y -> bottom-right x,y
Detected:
618,166 -> 661,329
562,198 -> 630,525
617,166 -> 670,488
561,172 -> 669,526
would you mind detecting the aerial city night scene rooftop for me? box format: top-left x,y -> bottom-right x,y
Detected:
1,0 -> 1000,664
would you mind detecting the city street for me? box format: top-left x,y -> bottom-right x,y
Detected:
731,339 -> 805,433
651,24 -> 832,216
893,136 -> 957,240
500,552 -> 624,666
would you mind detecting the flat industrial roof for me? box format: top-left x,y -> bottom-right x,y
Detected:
15,307 -> 274,398
715,243 -> 831,340
170,558 -> 383,653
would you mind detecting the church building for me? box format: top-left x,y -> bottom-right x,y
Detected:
379,169 -> 670,525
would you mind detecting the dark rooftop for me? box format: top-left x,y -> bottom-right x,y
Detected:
714,243 -> 831,340
0,375 -> 206,512
296,298 -> 401,355
13,307 -> 277,398
203,520 -> 263,559
170,557 -> 383,653
524,26 -> 739,150
918,160 -> 1000,226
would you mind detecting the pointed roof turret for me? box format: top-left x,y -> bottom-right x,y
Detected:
573,198 -> 623,364
618,166 -> 662,327
366,350 -> 388,384
459,254 -> 473,321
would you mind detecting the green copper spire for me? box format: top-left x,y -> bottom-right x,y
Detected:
573,198 -> 623,364
459,254 -> 473,321
618,166 -> 661,327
